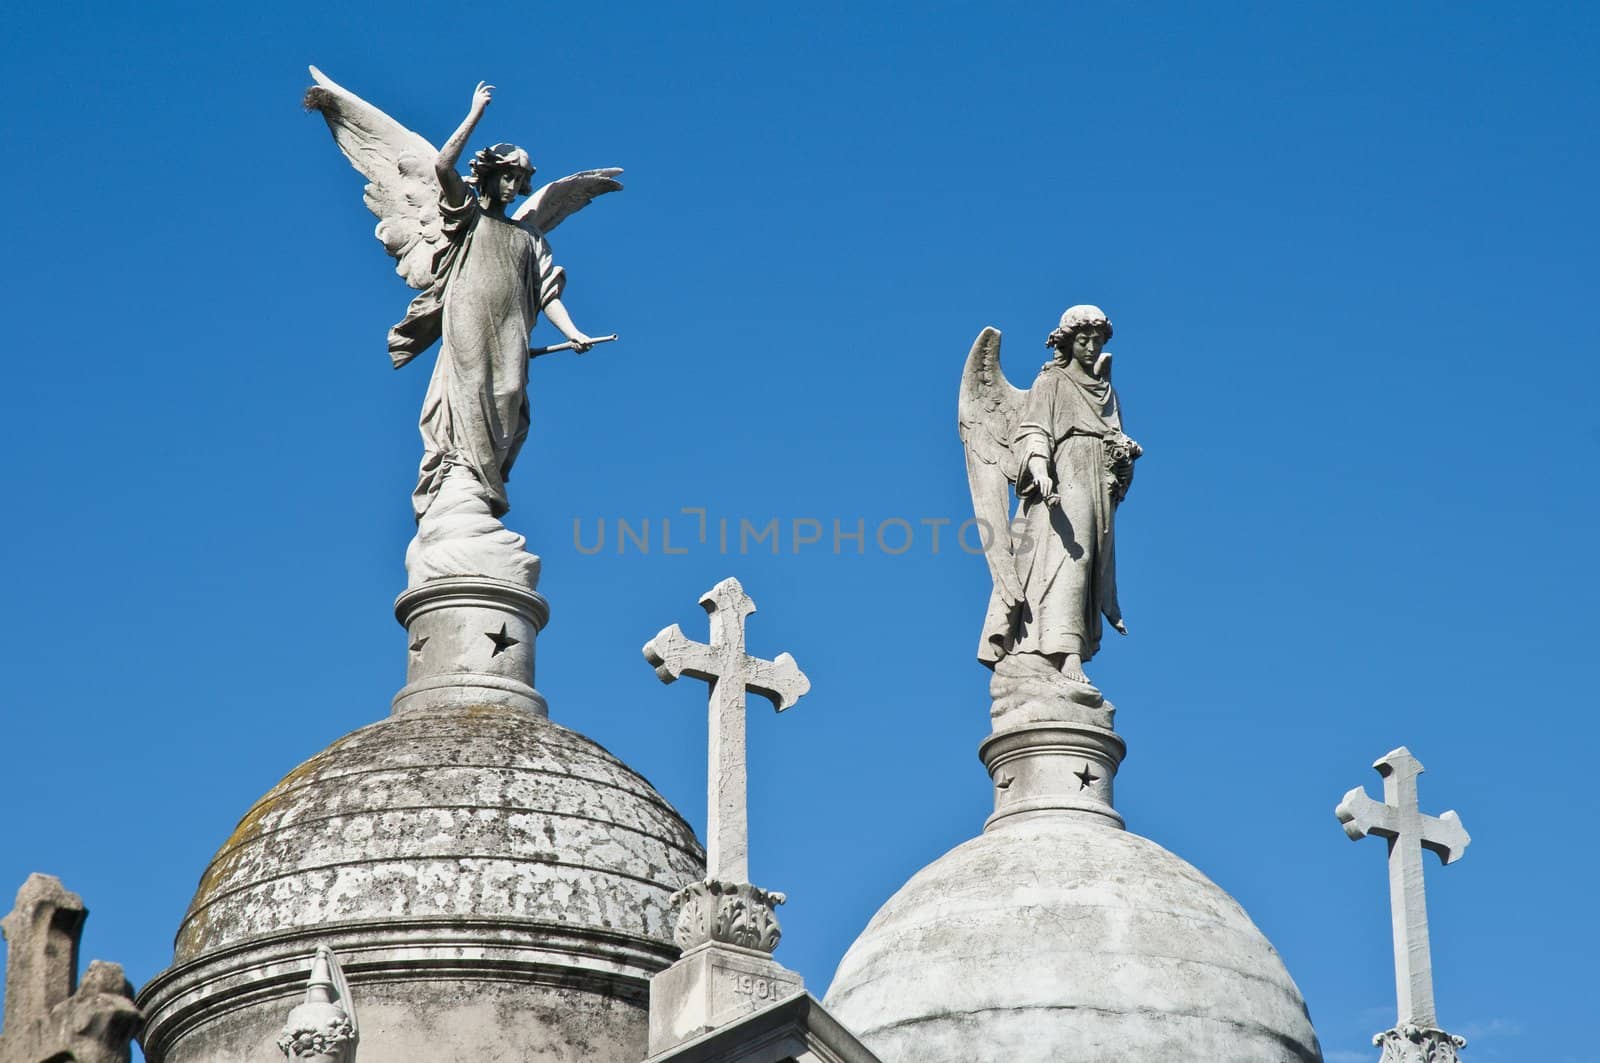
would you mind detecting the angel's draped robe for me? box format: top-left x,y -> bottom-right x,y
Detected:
387,195 -> 566,521
980,361 -> 1127,665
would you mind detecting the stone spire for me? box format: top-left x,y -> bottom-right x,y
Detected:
640,578 -> 810,1055
0,874 -> 141,1063
276,945 -> 358,1062
1336,747 -> 1471,1063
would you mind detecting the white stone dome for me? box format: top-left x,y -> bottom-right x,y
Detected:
824,814 -> 1322,1063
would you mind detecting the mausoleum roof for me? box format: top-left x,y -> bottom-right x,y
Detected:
175,702 -> 702,961
823,813 -> 1322,1063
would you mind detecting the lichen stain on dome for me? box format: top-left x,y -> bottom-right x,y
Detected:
172,704 -> 704,962
181,740 -> 357,951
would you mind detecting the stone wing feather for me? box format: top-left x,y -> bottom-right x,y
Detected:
959,327 -> 1027,605
511,168 -> 624,235
304,65 -> 444,290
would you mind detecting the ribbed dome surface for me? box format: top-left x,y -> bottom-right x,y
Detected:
824,816 -> 1321,1063
175,703 -> 703,960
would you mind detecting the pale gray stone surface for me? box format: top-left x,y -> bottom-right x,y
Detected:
276,945 -> 357,1062
391,574 -> 550,716
646,993 -> 881,1063
404,467 -> 542,589
823,815 -> 1320,1063
0,874 -> 141,1063
980,720 -> 1126,829
304,67 -> 620,590
959,310 -> 1142,698
1336,747 -> 1471,1061
138,703 -> 704,1063
648,945 -> 803,1055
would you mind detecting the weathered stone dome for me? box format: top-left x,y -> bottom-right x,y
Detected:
139,702 -> 704,1063
824,814 -> 1322,1063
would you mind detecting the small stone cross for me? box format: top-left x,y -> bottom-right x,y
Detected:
643,577 -> 810,884
1336,747 -> 1470,1031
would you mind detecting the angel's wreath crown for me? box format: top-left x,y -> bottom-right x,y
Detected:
467,143 -> 536,195
1046,304 -> 1113,350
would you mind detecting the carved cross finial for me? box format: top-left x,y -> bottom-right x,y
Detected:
1336,747 -> 1470,1032
1,874 -> 84,1037
643,577 -> 809,884
0,874 -> 141,1063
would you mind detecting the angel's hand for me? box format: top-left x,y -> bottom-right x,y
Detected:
472,82 -> 495,113
569,333 -> 596,353
1026,456 -> 1054,502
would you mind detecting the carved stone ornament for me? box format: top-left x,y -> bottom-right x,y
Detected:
0,874 -> 142,1063
1374,1024 -> 1467,1063
276,945 -> 358,1062
671,880 -> 786,953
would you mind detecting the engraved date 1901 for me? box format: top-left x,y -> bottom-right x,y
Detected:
730,973 -> 779,1000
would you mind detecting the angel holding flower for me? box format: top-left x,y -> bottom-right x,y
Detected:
959,305 -> 1143,700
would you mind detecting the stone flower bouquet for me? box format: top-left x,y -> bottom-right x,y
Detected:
1103,431 -> 1143,504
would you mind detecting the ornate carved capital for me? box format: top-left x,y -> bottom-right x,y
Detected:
1374,1024 -> 1467,1063
671,880 -> 785,953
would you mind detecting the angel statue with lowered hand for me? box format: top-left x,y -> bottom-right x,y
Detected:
306,68 -> 621,587
959,305 -> 1142,722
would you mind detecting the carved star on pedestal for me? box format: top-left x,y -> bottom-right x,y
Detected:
1074,763 -> 1099,790
486,624 -> 519,657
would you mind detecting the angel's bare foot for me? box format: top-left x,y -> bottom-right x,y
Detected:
1058,653 -> 1090,684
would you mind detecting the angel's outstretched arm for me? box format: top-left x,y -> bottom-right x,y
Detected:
436,81 -> 493,205
542,298 -> 595,351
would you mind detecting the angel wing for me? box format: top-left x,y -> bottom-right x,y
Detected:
511,168 -> 624,234
958,327 -> 1028,606
304,65 -> 444,290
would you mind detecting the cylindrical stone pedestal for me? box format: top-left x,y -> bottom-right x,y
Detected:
980,721 -> 1127,830
392,576 -> 550,716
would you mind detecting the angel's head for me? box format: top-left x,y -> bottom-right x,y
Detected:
468,143 -> 536,206
1046,304 -> 1113,372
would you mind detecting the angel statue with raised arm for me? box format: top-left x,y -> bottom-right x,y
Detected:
305,67 -> 621,588
959,305 -> 1142,726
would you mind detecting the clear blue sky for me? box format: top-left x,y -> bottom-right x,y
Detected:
2,3 -> 1596,1061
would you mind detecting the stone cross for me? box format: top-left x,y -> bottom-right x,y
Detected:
0,873 -> 141,1063
643,577 -> 810,884
1336,747 -> 1471,1031
2,874 -> 84,1042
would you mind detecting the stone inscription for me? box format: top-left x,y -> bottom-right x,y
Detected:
728,972 -> 781,1001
